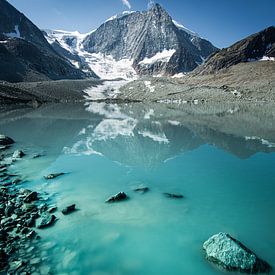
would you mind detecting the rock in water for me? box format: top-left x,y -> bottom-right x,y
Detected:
37,214 -> 57,229
203,232 -> 272,273
163,193 -> 184,199
12,150 -> 25,159
105,192 -> 128,203
62,204 -> 76,215
0,135 -> 14,146
44,173 -> 65,180
23,191 -> 38,203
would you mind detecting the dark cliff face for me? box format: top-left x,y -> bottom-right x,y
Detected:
0,0 -> 90,82
82,4 -> 218,76
194,26 -> 275,75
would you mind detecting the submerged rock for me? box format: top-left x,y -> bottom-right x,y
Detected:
133,187 -> 150,194
12,150 -> 25,159
62,204 -> 76,215
44,173 -> 65,180
37,214 -> 57,229
163,193 -> 184,199
0,135 -> 14,146
105,192 -> 128,203
203,232 -> 272,273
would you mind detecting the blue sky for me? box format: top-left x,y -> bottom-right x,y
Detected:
8,0 -> 275,48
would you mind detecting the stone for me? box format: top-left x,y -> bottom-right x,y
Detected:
133,187 -> 150,194
12,150 -> 25,159
48,206 -> 57,213
37,214 -> 57,229
8,260 -> 24,272
203,232 -> 272,273
23,192 -> 38,203
105,192 -> 128,203
44,173 -> 65,180
62,204 -> 76,215
163,193 -> 184,199
0,135 -> 14,146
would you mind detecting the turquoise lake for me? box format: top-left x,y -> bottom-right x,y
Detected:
1,102 -> 275,274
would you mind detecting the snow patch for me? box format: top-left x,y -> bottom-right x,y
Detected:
93,118 -> 137,141
168,120 -> 180,126
138,130 -> 169,144
139,49 -> 176,65
144,109 -> 154,119
172,20 -> 199,37
245,136 -> 275,148
144,81 -> 155,93
105,11 -> 136,22
260,56 -> 275,61
84,80 -> 127,100
4,25 -> 21,39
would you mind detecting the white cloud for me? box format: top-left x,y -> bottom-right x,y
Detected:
121,0 -> 131,9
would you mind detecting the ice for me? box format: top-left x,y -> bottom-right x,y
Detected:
139,49 -> 176,65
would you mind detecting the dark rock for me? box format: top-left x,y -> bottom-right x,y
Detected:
61,204 -> 76,215
37,214 -> 57,229
23,192 -> 38,203
105,192 -> 128,203
48,206 -> 57,214
0,135 -> 14,146
203,232 -> 272,273
8,260 -> 24,272
12,150 -> 25,159
44,173 -> 65,180
163,193 -> 184,199
24,217 -> 35,228
195,26 -> 275,75
4,204 -> 15,216
133,187 -> 150,194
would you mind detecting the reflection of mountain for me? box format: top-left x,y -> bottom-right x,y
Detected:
66,102 -> 275,166
1,102 -> 275,170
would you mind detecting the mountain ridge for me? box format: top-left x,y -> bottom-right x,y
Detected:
44,3 -> 218,79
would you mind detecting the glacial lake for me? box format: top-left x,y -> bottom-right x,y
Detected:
1,102 -> 275,274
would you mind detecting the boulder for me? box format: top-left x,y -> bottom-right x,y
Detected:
62,204 -> 76,215
12,150 -> 25,159
37,214 -> 56,229
23,191 -> 38,203
0,135 -> 14,146
203,232 -> 272,273
105,192 -> 128,203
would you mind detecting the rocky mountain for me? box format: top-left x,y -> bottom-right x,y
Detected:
44,4 -> 218,79
0,0 -> 94,82
194,26 -> 275,75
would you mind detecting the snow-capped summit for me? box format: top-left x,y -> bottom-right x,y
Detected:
43,3 -> 218,78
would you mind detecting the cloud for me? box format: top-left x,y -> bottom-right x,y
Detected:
121,0 -> 131,9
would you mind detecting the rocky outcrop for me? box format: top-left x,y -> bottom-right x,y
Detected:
105,192 -> 128,203
0,135 -> 14,146
81,3 -> 217,76
203,232 -> 272,273
0,0 -> 92,82
195,26 -> 275,75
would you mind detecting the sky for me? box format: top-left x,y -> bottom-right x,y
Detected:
8,0 -> 275,48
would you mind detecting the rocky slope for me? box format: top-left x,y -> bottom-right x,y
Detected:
0,0 -> 93,82
194,26 -> 275,75
44,4 -> 217,79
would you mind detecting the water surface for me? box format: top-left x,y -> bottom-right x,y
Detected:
1,102 -> 275,274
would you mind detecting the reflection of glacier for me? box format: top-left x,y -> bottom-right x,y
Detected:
63,102 -> 275,166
